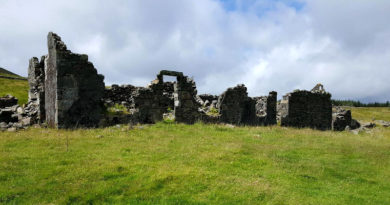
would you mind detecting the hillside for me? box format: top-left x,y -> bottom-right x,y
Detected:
0,67 -> 28,105
0,67 -> 20,77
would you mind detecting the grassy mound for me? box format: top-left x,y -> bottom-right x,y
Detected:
1,122 -> 389,204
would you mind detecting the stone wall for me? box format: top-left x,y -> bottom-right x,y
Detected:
104,84 -> 137,107
280,89 -> 332,130
174,75 -> 201,124
103,70 -> 201,124
45,32 -> 105,128
216,85 -> 277,126
254,91 -> 277,125
0,95 -> 18,109
217,85 -> 257,125
27,56 -> 46,123
198,94 -> 218,105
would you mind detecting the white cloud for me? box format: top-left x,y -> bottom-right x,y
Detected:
0,0 -> 389,102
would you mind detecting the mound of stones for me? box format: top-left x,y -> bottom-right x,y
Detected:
0,95 -> 37,131
332,107 -> 360,131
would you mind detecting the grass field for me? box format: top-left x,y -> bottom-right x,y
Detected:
1,121 -> 390,204
1,75 -> 390,204
349,107 -> 390,122
0,78 -> 28,105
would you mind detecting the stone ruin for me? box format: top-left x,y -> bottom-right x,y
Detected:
332,107 -> 360,131
0,95 -> 32,131
27,56 -> 46,124
215,85 -> 277,125
103,78 -> 278,126
0,32 -> 367,132
1,32 -> 105,130
279,86 -> 332,130
45,32 -> 105,128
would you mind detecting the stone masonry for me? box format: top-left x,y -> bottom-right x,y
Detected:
173,74 -> 201,124
0,95 -> 18,109
254,91 -> 277,125
279,85 -> 332,130
217,85 -> 277,126
45,32 -> 105,128
27,56 -> 46,124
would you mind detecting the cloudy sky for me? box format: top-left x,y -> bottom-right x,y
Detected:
0,0 -> 389,102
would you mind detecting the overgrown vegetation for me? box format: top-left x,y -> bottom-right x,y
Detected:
332,99 -> 390,107
106,103 -> 130,115
206,107 -> 220,117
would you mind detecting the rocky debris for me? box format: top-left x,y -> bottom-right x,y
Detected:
198,94 -> 219,107
349,122 -> 377,135
332,107 -> 360,131
361,122 -> 376,129
0,108 -> 18,123
45,32 -> 105,128
0,95 -> 18,108
0,106 -> 32,131
280,84 -> 332,130
375,120 -> 390,127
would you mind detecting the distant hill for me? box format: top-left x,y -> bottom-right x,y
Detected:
0,67 -> 21,77
0,67 -> 28,105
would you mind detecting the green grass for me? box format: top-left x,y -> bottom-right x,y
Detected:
348,107 -> 390,122
1,122 -> 390,204
0,78 -> 28,105
1,78 -> 390,204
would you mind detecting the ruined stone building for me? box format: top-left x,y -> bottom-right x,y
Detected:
1,32 -> 354,132
26,32 -> 105,128
215,85 -> 277,126
279,86 -> 332,130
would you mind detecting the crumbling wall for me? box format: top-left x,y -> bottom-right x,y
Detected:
26,56 -> 46,123
216,85 -> 277,126
104,84 -> 137,107
174,75 -> 201,124
198,94 -> 218,106
217,85 -> 257,125
104,82 -> 174,109
0,95 -> 18,109
45,32 -> 105,128
0,95 -> 19,124
254,91 -> 277,125
280,89 -> 332,130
